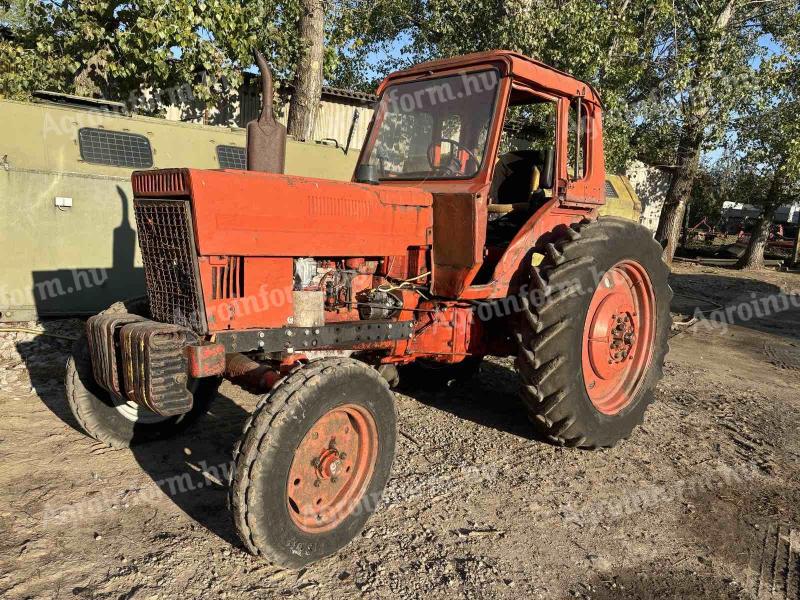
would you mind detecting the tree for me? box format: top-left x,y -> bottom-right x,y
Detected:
328,0 -> 676,173
733,59 -> 800,269
0,0 -> 297,115
645,0 -> 799,263
286,0 -> 325,140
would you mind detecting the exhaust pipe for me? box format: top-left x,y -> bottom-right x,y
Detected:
246,50 -> 287,174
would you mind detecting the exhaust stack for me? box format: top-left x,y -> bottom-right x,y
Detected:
246,50 -> 287,174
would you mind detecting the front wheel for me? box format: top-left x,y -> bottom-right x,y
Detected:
515,217 -> 671,449
230,358 -> 397,567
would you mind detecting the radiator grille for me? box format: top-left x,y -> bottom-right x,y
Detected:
211,257 -> 245,300
134,199 -> 206,332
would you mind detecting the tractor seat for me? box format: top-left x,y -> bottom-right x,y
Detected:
488,149 -> 554,214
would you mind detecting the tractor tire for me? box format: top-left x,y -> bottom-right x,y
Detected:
65,298 -> 220,448
515,217 -> 671,449
230,358 -> 397,568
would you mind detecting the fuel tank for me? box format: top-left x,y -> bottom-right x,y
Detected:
183,169 -> 433,257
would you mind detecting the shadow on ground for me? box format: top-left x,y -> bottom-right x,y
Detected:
670,272 -> 800,342
582,564 -> 743,599
16,323 -> 254,549
397,360 -> 548,442
127,388 -> 251,548
14,319 -> 85,435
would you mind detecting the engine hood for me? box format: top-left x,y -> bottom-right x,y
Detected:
177,169 -> 433,257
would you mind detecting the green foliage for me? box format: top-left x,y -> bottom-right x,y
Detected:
0,0 -> 308,109
727,55 -> 800,209
331,0 -> 798,179
327,0 -> 678,172
2,0 -> 798,190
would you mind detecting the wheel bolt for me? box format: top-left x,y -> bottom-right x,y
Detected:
339,452 -> 347,460
331,477 -> 338,484
314,479 -> 321,487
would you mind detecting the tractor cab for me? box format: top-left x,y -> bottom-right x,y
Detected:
356,51 -> 607,297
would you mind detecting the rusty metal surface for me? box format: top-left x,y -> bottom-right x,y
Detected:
224,353 -> 279,391
186,342 -> 226,378
286,403 -> 378,533
215,320 -> 414,354
119,320 -> 199,416
246,51 -> 286,174
85,312 -> 147,397
431,192 -> 486,297
133,198 -> 207,333
131,169 -> 190,197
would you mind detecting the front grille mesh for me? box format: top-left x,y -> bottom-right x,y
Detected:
134,199 -> 205,332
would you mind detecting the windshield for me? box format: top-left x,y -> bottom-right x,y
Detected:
359,70 -> 500,180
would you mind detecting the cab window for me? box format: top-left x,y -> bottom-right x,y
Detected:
359,70 -> 501,180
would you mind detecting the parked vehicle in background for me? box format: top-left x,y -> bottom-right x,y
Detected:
0,94 -> 358,321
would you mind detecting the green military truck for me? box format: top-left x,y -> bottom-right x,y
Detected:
0,92 -> 642,321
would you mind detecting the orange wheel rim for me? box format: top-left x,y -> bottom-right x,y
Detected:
286,404 -> 378,533
581,260 -> 656,415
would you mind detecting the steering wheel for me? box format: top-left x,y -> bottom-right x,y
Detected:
426,138 -> 479,175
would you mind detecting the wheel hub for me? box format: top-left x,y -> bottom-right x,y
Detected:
582,261 -> 656,415
609,313 -> 635,362
315,447 -> 343,480
287,404 -> 378,533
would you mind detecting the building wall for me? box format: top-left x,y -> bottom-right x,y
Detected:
625,160 -> 671,234
723,201 -> 800,225
162,79 -> 375,152
0,98 -> 359,321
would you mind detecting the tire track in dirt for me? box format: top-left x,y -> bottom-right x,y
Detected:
748,523 -> 800,599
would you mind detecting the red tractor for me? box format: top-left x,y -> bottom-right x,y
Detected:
67,51 -> 670,567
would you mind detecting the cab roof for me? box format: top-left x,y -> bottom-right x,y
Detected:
378,50 -> 602,107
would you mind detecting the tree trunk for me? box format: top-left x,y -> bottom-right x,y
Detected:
737,204 -> 777,270
73,51 -> 110,98
286,0 -> 325,142
738,171 -> 784,270
655,126 -> 702,263
655,0 -> 737,265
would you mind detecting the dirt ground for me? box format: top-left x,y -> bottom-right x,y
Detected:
2,263 -> 800,599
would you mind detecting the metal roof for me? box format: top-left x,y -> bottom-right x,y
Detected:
241,72 -> 377,105
32,90 -> 129,114
379,50 -> 603,107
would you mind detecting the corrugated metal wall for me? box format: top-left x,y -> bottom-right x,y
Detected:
237,92 -> 373,151
275,101 -> 373,151
172,87 -> 374,151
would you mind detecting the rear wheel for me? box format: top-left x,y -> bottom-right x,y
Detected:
230,358 -> 397,567
65,299 -> 219,448
515,217 -> 671,448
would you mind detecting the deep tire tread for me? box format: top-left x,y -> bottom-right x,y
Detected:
514,217 -> 671,449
